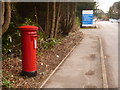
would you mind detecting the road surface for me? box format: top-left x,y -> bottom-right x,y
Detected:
41,21 -> 118,88
42,33 -> 103,88
82,21 -> 118,88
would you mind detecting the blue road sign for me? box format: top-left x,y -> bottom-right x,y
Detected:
82,10 -> 93,26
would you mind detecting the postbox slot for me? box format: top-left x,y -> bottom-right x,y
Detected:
27,32 -> 37,35
32,35 -> 38,37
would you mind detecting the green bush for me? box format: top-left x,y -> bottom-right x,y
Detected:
40,38 -> 61,50
2,22 -> 21,59
2,18 -> 37,59
75,17 -> 80,26
2,77 -> 13,88
37,31 -> 61,50
19,18 -> 38,26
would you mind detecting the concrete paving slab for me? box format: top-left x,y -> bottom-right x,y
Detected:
42,34 -> 103,88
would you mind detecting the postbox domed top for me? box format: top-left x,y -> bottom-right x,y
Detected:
18,25 -> 38,31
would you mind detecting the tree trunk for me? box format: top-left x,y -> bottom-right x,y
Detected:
2,2 -> 11,35
2,2 -> 5,25
0,2 -> 2,36
34,2 -> 38,25
50,1 -> 56,38
54,3 -> 61,38
46,2 -> 50,37
64,3 -> 70,35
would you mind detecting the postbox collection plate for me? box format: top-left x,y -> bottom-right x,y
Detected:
34,40 -> 37,49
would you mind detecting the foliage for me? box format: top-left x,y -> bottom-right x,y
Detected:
2,22 -> 21,59
108,1 -> 120,19
40,38 -> 60,50
20,18 -> 38,26
95,9 -> 107,20
2,18 -> 37,59
37,31 -> 61,50
2,77 -> 13,88
75,17 -> 80,26
36,31 -> 61,56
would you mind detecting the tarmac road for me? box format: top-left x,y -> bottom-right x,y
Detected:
82,21 -> 118,88
98,21 -> 118,88
41,21 -> 118,88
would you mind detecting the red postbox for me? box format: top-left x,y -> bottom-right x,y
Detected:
18,25 -> 38,77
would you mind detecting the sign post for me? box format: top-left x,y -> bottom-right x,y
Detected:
82,10 -> 93,27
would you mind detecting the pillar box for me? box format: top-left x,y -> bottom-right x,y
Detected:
18,25 -> 38,77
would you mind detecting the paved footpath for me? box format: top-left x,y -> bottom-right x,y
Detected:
41,34 -> 103,88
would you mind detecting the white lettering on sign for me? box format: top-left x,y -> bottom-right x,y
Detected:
34,40 -> 37,48
82,10 -> 93,14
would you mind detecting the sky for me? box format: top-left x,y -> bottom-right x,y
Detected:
97,0 -> 119,13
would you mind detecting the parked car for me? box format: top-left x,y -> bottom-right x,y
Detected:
117,19 -> 120,23
109,19 -> 118,23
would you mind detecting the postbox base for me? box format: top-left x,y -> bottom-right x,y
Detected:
21,71 -> 37,77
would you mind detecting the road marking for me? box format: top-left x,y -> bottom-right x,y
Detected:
99,37 -> 108,88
